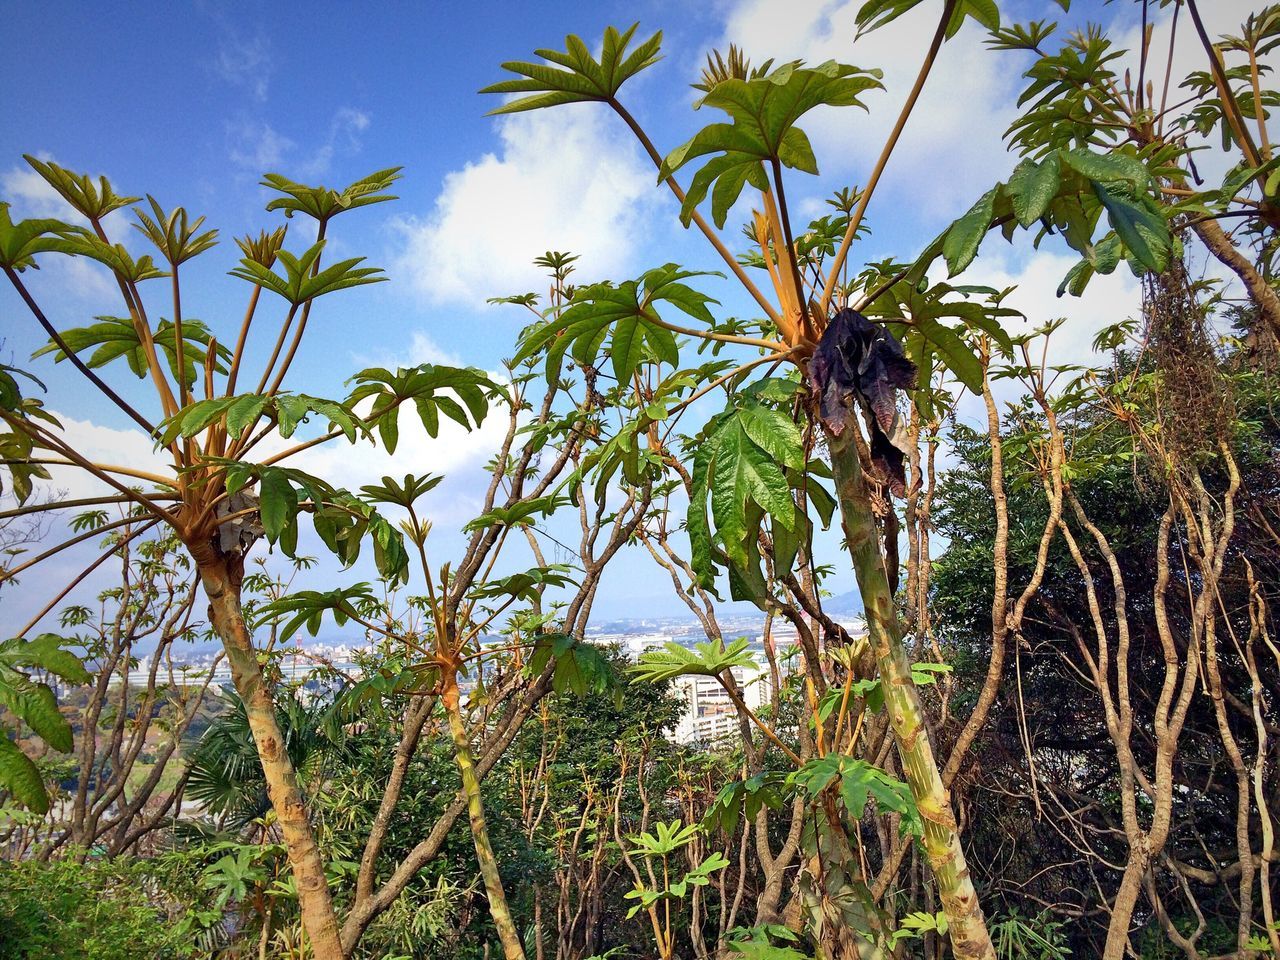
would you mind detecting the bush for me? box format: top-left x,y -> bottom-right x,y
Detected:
0,856 -> 199,960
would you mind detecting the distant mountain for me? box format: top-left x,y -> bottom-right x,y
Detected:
819,591 -> 864,616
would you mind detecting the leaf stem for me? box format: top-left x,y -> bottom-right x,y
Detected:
609,99 -> 782,326
4,265 -> 157,436
819,0 -> 961,317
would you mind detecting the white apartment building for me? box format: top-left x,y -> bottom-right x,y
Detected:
671,661 -> 770,745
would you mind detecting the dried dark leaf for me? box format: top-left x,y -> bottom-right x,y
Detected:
809,308 -> 916,495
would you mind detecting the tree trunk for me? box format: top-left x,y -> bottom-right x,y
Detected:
199,560 -> 345,960
442,671 -> 526,960
1192,216 -> 1280,339
825,424 -> 995,960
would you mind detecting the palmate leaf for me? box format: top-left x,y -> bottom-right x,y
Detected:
0,634 -> 89,813
159,392 -> 360,445
481,23 -> 663,114
229,239 -> 386,306
347,364 -> 495,453
254,584 -> 381,642
630,637 -> 755,684
1,634 -> 92,685
0,203 -> 86,271
862,278 -> 1018,394
467,564 -> 577,603
215,460 -> 410,580
44,231 -> 168,283
35,315 -> 232,390
0,414 -> 53,505
703,771 -> 789,835
261,167 -> 402,224
855,0 -> 1000,39
514,264 -> 719,383
0,680 -> 69,750
687,396 -> 813,599
526,632 -> 617,699
662,60 -> 883,228
359,473 -> 443,509
711,418 -> 797,554
0,737 -> 48,814
462,494 -> 570,532
919,146 -> 1172,293
790,754 -> 923,837
132,196 -> 218,265
23,155 -> 139,221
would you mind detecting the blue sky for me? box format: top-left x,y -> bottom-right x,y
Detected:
0,0 -> 1260,628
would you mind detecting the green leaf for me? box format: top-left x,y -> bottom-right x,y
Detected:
711,419 -> 795,573
229,240 -> 386,306
1092,182 -> 1170,273
4,634 -> 91,685
0,681 -> 70,750
914,316 -> 982,393
33,315 -> 231,390
22,155 -> 140,220
663,60 -> 881,226
631,637 -> 755,684
942,189 -> 996,276
738,402 -> 804,470
856,0 -> 999,38
513,265 -> 718,382
0,203 -> 87,271
1059,148 -> 1148,193
261,168 -> 402,224
258,468 -> 299,544
0,736 -> 48,813
481,24 -> 663,114
1005,154 -> 1061,227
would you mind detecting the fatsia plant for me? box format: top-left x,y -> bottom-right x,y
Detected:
235,254 -> 661,960
0,158 -> 494,959
952,2 -> 1280,333
484,5 -> 1182,955
0,634 -> 90,813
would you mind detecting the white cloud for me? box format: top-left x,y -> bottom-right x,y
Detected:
714,0 -> 1020,215
1,157 -> 75,220
226,108 -> 371,178
215,28 -> 272,102
961,249 -> 1143,370
31,411 -> 174,503
392,103 -> 659,307
284,400 -> 510,524
352,331 -> 464,370
228,121 -> 297,172
296,108 -> 373,179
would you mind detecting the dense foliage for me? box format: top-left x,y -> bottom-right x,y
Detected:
1,1 -> 1278,959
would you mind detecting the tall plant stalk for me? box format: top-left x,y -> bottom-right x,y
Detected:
442,668 -> 527,960
198,555 -> 345,959
825,425 -> 994,959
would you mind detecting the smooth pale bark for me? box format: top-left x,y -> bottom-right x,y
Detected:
442,673 -> 526,960
825,424 -> 995,960
199,559 -> 345,960
1193,217 -> 1280,339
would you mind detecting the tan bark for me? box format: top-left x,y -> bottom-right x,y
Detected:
826,424 -> 994,960
442,670 -> 526,960
199,560 -> 345,960
1192,216 -> 1280,339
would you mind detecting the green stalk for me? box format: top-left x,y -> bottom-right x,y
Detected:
442,672 -> 526,960
199,560 -> 346,960
825,424 -> 995,960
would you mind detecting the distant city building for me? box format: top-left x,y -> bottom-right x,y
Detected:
105,615 -> 868,748
671,662 -> 768,744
